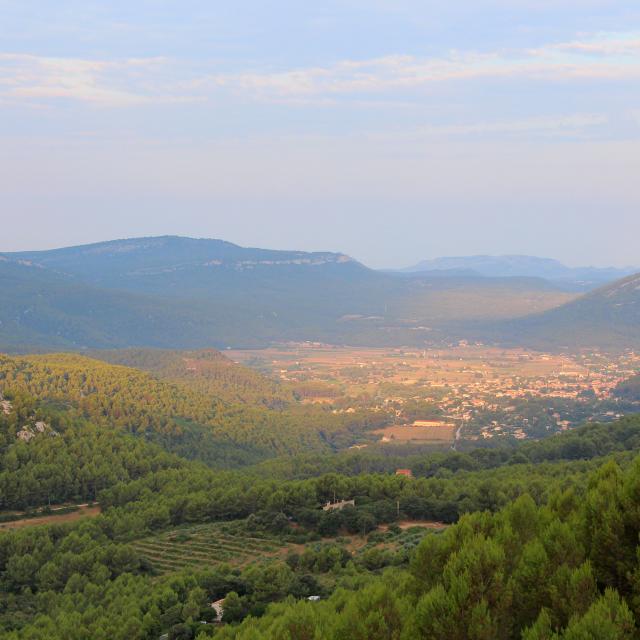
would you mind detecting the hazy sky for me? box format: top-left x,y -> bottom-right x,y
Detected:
1,1 -> 639,268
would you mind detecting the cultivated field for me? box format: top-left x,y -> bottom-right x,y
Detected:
228,344 -> 591,394
130,520 -> 446,575
373,424 -> 456,444
131,522 -> 290,574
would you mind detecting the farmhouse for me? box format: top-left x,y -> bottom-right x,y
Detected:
395,469 -> 413,478
322,499 -> 355,512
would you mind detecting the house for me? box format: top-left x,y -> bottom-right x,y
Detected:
395,469 -> 413,478
210,598 -> 225,623
322,499 -> 355,512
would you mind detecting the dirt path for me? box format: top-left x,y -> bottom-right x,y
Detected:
452,423 -> 464,450
0,505 -> 101,530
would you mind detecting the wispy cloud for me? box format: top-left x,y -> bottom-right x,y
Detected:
0,54 -> 195,106
546,32 -> 640,56
1,30 -> 638,108
206,30 -> 640,101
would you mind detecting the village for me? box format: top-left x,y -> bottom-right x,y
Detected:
230,344 -> 640,445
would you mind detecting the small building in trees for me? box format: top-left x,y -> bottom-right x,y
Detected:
322,499 -> 355,511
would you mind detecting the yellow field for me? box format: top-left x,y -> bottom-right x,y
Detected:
228,343 -> 589,394
373,424 -> 456,443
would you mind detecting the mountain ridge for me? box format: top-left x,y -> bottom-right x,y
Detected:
4,235 -> 362,284
4,235 -> 638,352
400,254 -> 636,290
1,236 -> 579,351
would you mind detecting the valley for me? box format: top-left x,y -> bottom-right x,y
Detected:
2,240 -> 640,640
4,0 -> 640,635
230,343 -> 640,444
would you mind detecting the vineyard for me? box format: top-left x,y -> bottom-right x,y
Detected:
130,518 -> 442,577
131,522 -> 289,575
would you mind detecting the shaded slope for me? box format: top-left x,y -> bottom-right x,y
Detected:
0,258 -> 222,351
494,272 -> 640,350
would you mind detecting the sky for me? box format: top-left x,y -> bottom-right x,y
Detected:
0,1 -> 639,268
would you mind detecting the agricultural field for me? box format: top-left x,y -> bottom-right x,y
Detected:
373,424 -> 457,444
230,343 -> 640,443
131,522 -> 292,575
228,344 -> 596,400
130,520 -> 445,576
363,524 -> 444,550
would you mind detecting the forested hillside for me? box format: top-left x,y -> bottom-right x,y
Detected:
2,408 -> 640,638
0,395 -> 184,510
0,258 -> 214,352
220,459 -> 640,639
87,348 -> 293,407
0,353 -> 387,469
4,349 -> 640,638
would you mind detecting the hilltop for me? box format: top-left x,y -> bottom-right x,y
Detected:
6,236 -> 364,293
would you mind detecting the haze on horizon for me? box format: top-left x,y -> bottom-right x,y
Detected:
1,1 -> 639,269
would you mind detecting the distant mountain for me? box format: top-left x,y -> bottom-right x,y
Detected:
0,237 -> 408,349
8,236 -> 364,293
494,272 -> 640,350
401,255 -> 635,290
0,237 -> 576,351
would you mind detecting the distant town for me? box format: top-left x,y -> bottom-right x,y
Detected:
231,343 -> 640,446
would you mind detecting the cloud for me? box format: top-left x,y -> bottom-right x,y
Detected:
205,30 -> 640,101
0,54 -> 195,106
545,32 -> 640,56
1,30 -> 638,109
